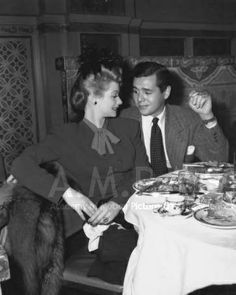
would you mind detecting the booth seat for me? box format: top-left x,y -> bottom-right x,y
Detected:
63,253 -> 123,295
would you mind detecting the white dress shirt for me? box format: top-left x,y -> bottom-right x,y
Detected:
141,107 -> 171,168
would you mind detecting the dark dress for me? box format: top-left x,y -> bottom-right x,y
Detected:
11,117 -> 152,236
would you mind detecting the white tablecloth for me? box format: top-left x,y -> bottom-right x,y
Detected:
123,194 -> 236,295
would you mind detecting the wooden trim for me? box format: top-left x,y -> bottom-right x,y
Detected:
141,28 -> 236,38
68,14 -> 131,25
32,31 -> 47,140
68,22 -> 128,33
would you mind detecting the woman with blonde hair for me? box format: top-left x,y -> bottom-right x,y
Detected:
9,49 -> 152,290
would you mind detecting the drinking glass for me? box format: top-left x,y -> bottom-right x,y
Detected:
178,170 -> 199,206
233,152 -> 236,182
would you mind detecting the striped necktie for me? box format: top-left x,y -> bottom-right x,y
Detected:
150,117 -> 168,177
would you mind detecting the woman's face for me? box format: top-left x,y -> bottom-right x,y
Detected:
97,81 -> 122,117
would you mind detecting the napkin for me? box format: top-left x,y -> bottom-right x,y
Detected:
83,223 -> 109,252
83,222 -> 126,252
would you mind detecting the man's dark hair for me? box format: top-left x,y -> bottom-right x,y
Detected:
132,61 -> 172,92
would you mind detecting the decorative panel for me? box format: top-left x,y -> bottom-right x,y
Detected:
0,37 -> 37,174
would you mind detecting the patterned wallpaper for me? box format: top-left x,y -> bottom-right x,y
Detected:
0,38 -> 36,174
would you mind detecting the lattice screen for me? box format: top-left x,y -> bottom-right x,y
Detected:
0,37 -> 37,174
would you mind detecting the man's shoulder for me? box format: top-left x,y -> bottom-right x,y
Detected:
119,106 -> 140,121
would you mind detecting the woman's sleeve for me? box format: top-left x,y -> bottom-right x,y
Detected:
11,132 -> 69,203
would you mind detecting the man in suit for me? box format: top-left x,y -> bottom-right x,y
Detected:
121,61 -> 228,174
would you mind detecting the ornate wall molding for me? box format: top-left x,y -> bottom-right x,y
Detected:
37,23 -> 68,33
68,22 -> 128,33
0,24 -> 35,35
141,28 -> 236,38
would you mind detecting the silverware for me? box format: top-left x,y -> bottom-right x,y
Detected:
139,192 -> 153,196
185,212 -> 194,219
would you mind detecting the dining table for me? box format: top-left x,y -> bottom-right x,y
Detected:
122,165 -> 236,295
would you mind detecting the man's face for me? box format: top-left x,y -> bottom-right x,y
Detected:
132,74 -> 169,116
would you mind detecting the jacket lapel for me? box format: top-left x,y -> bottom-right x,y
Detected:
165,105 -> 187,169
135,109 -> 144,142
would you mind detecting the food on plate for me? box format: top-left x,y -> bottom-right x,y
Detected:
198,192 -> 223,205
134,176 -> 179,193
223,191 -> 236,205
133,178 -> 158,191
206,196 -> 236,222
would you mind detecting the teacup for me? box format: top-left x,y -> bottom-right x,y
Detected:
163,194 -> 185,215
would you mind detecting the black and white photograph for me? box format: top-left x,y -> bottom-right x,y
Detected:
0,0 -> 236,294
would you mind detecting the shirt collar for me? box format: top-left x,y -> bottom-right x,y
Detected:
141,106 -> 166,126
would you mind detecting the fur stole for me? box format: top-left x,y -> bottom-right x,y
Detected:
2,185 -> 64,295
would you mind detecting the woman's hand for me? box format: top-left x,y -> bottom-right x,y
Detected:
63,187 -> 97,221
88,201 -> 121,226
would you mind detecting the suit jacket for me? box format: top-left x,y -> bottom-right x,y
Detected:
11,117 -> 151,237
120,104 -> 229,169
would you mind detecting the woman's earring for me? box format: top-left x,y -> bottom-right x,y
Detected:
94,101 -> 97,105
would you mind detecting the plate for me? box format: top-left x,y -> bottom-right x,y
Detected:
194,208 -> 236,229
